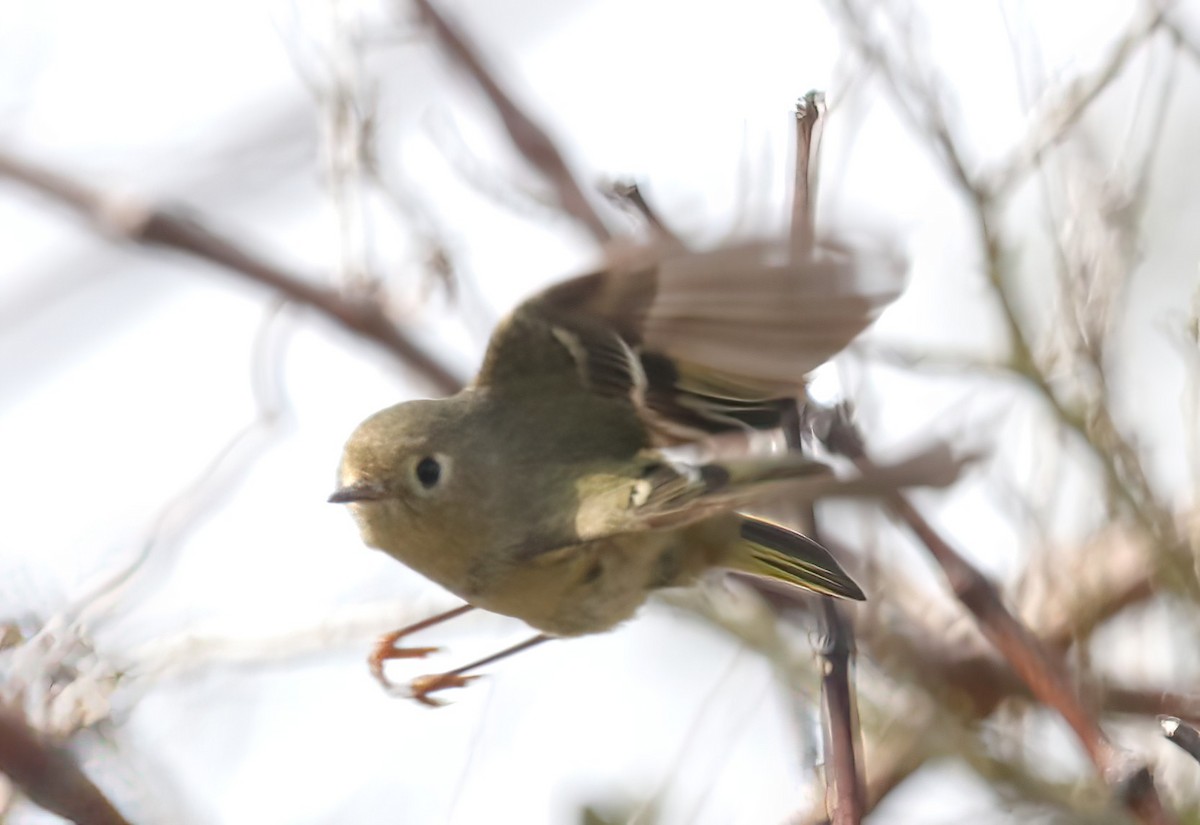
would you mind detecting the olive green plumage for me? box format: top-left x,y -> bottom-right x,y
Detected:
332,240 -> 896,635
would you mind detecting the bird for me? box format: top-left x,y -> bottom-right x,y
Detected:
330,238 -> 901,701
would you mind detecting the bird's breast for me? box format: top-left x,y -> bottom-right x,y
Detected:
462,525 -> 727,636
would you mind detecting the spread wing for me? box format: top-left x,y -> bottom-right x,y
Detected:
477,239 -> 903,445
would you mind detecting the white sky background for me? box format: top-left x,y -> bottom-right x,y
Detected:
1,0 -> 1199,823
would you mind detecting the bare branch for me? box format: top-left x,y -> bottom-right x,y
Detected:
0,708 -> 129,825
412,0 -> 613,244
828,0 -> 1188,574
822,412 -> 1176,824
602,180 -> 684,248
819,600 -> 865,824
0,149 -> 463,394
1105,692 -> 1200,726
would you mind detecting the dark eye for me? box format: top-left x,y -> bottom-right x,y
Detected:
415,457 -> 441,489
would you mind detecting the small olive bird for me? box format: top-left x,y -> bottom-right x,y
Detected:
331,240 -> 899,703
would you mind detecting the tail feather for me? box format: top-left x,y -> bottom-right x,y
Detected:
729,516 -> 864,600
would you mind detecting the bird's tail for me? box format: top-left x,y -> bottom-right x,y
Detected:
726,516 -> 864,600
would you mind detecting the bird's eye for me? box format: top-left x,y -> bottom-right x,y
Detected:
415,456 -> 441,489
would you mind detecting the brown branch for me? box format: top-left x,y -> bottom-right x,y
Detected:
781,101 -> 863,821
823,413 -> 1175,824
888,495 -> 1105,761
412,0 -> 613,244
791,91 -> 825,258
0,149 -> 463,395
0,708 -> 129,825
1107,691 -> 1200,726
894,510 -> 1170,821
819,600 -> 865,824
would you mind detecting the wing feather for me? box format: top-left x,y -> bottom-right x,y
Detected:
479,239 -> 903,443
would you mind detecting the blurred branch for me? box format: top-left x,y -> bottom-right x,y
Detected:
0,708 -> 129,825
1160,717 -> 1200,765
1108,692 -> 1200,726
412,0 -> 613,244
890,499 -> 1168,822
986,1 -> 1169,197
115,597 -> 467,687
319,0 -> 374,290
819,600 -> 864,824
828,0 -> 1187,569
784,96 -> 863,822
602,180 -> 683,248
1164,13 -> 1200,64
823,522 -> 1187,817
822,411 -> 1175,824
791,91 -> 825,258
0,149 -> 463,395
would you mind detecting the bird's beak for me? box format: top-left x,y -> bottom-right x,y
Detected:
328,480 -> 388,503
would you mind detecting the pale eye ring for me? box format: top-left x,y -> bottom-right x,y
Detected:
415,456 -> 442,489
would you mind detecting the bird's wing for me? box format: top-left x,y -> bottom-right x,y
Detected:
477,239 -> 902,444
567,452 -> 839,542
570,444 -> 965,542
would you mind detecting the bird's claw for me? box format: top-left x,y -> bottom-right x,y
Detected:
408,672 -> 481,707
368,635 -> 442,690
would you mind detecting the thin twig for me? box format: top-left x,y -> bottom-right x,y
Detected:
602,180 -> 683,248
412,0 -> 613,244
791,91 -> 825,259
829,0 -> 1186,568
985,2 -> 1169,197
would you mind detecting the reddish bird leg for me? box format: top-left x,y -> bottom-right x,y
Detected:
408,634 -> 552,707
368,604 -> 475,690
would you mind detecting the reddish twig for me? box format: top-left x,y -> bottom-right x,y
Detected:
412,0 -> 612,244
0,150 -> 463,395
0,708 -> 129,825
